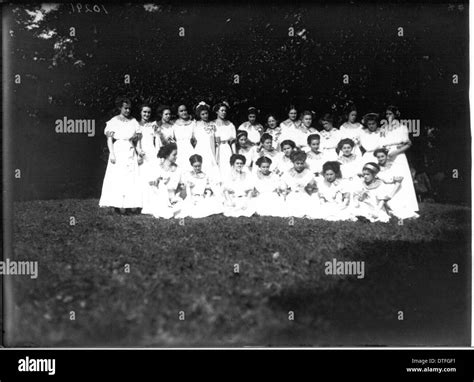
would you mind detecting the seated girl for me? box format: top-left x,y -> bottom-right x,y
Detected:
351,162 -> 393,223
274,139 -> 297,176
142,143 -> 184,219
177,154 -> 224,219
374,148 -> 419,220
281,150 -> 319,218
251,156 -> 287,217
315,161 -> 355,221
222,154 -> 256,217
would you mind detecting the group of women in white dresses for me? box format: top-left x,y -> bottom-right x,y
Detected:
99,98 -> 419,222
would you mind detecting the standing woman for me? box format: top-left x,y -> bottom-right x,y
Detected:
265,114 -> 282,151
359,113 -> 384,163
99,97 -> 142,214
238,107 -> 263,145
137,103 -> 160,208
142,143 -> 183,219
213,101 -> 237,176
319,113 -> 341,162
193,102 -> 220,182
339,105 -> 363,157
278,105 -> 307,150
156,105 -> 175,146
173,104 -> 195,171
222,154 -> 255,217
382,105 -> 419,213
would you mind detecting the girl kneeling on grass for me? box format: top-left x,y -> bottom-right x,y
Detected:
252,156 -> 287,217
222,154 -> 256,217
177,154 -> 224,219
351,162 -> 393,223
315,161 -> 355,221
142,143 -> 184,219
281,150 -> 319,218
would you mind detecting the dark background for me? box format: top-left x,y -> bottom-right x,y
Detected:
5,2 -> 470,203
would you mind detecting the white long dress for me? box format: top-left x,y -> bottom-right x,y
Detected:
173,119 -> 195,170
222,170 -> 255,217
238,146 -> 257,172
306,150 -> 325,176
274,154 -> 294,176
382,122 -> 419,212
252,171 -> 287,217
319,128 -> 341,162
177,171 -> 223,218
267,126 -> 283,151
158,122 -> 175,145
359,128 -> 384,164
253,148 -> 281,173
281,168 -> 319,218
378,161 -> 419,220
142,164 -> 183,219
339,122 -> 363,157
99,115 -> 142,208
215,120 -> 236,176
138,121 -> 161,210
193,120 -> 220,182
338,153 -> 363,192
238,121 -> 263,145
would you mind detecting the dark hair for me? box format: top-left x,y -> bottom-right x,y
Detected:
280,139 -> 296,150
158,143 -> 177,159
336,138 -> 355,154
287,104 -> 298,114
322,161 -> 342,178
255,156 -> 272,167
386,105 -> 401,119
300,110 -> 314,119
344,104 -> 358,121
248,107 -> 258,116
237,130 -> 248,140
156,105 -> 171,119
195,104 -> 210,120
307,133 -> 321,145
373,148 -> 389,157
230,153 -> 246,166
363,162 -> 381,174
319,113 -> 335,126
362,113 -> 380,128
115,96 -> 131,109
174,103 -> 188,115
260,133 -> 273,144
213,101 -> 230,113
290,150 -> 307,163
189,154 -> 203,165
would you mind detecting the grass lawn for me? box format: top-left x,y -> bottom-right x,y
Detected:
7,199 -> 471,347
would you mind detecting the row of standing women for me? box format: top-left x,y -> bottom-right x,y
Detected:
99,98 -> 419,221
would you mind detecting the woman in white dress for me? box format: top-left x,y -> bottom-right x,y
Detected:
300,110 -> 318,134
252,156 -> 287,217
374,148 -> 419,220
236,130 -> 256,172
351,162 -> 393,223
173,104 -> 195,171
177,154 -> 224,219
265,114 -> 282,151
222,154 -> 255,217
274,139 -> 297,176
281,150 -> 319,218
278,106 -> 308,150
359,113 -> 385,163
99,97 -> 142,214
137,103 -> 161,210
193,102 -> 220,182
318,113 -> 341,162
238,107 -> 263,145
306,134 -> 325,176
142,143 -> 184,219
339,105 -> 363,157
315,161 -> 355,221
156,105 -> 175,146
253,133 -> 280,173
381,105 -> 419,213
213,102 -> 236,176
336,138 -> 362,192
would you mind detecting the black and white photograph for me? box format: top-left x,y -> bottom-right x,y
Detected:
2,1 -> 471,347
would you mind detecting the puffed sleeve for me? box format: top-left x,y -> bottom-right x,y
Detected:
104,117 -> 117,136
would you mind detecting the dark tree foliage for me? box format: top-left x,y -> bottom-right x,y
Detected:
7,3 -> 469,202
